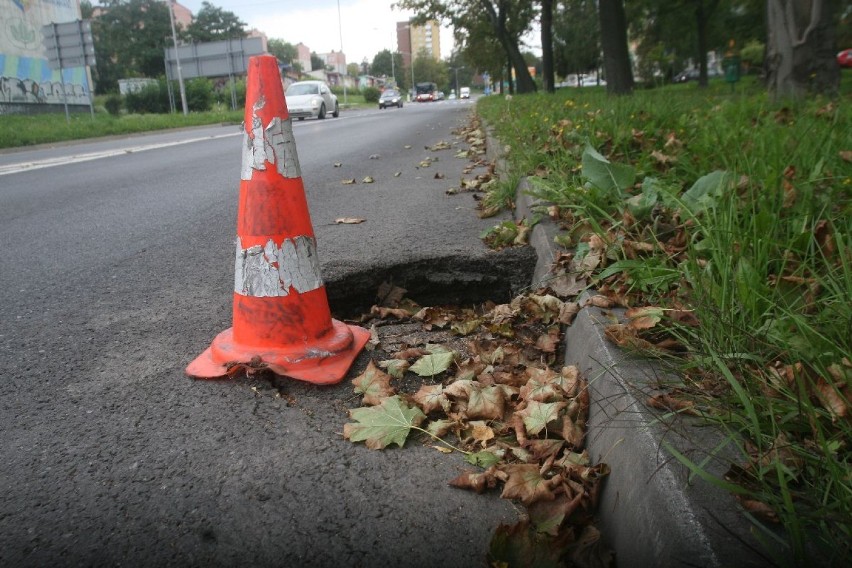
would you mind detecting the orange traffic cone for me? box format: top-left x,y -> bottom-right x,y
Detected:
186,55 -> 369,384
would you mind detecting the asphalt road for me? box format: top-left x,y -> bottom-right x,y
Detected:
0,100 -> 533,566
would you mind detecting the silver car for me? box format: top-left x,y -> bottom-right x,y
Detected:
285,80 -> 340,120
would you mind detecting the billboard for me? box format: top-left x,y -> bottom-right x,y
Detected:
1,0 -> 91,111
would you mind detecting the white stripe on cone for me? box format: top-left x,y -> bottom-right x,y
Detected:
234,236 -> 323,297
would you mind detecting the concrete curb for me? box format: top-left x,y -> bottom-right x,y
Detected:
486,129 -> 776,567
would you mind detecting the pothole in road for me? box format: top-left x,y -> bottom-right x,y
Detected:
324,246 -> 538,319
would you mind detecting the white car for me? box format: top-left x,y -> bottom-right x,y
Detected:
285,80 -> 339,120
459,86 -> 470,99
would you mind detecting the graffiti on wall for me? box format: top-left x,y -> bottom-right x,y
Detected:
1,0 -> 90,107
1,73 -> 88,104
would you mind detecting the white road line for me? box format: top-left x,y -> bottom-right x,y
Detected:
0,131 -> 243,176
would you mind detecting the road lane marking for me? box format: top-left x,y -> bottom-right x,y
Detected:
0,131 -> 242,176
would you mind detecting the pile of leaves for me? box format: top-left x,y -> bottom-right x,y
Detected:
342,283 -> 613,567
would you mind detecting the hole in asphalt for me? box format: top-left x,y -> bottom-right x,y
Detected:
324,246 -> 537,320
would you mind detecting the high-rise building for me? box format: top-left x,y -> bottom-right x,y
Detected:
396,19 -> 440,69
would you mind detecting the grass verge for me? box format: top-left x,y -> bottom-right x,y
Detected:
0,94 -> 373,150
477,76 -> 851,565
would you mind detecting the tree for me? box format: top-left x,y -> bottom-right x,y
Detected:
412,48 -> 449,88
396,0 -> 537,93
347,62 -> 361,77
766,0 -> 840,99
184,1 -> 247,43
371,50 -> 406,87
268,39 -> 297,65
310,52 -> 324,72
554,0 -> 601,81
540,0 -> 555,92
89,0 -> 173,93
598,0 -> 634,94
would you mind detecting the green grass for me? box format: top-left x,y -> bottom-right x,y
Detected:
478,74 -> 851,564
0,94 -> 373,150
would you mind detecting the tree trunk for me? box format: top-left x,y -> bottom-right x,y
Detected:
507,58 -> 515,94
480,0 -> 537,93
541,0 -> 555,93
766,0 -> 839,99
696,0 -> 709,87
598,0 -> 634,94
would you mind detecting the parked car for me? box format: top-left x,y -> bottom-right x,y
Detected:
434,91 -> 445,101
674,69 -> 700,83
378,89 -> 403,109
579,76 -> 606,87
285,80 -> 339,120
674,68 -> 721,83
448,92 -> 456,100
459,86 -> 470,99
838,49 -> 852,68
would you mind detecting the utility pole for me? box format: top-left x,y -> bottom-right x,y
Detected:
167,0 -> 188,115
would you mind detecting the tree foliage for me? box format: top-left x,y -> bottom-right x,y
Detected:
90,0 -> 173,93
412,48 -> 449,88
396,0 -> 537,93
371,49 -> 407,89
553,0 -> 600,80
267,39 -> 298,69
184,1 -> 247,43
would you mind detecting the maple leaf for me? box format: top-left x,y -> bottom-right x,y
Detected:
561,415 -> 586,449
378,358 -> 410,379
410,351 -> 455,377
499,464 -> 560,505
343,395 -> 426,450
426,418 -> 455,438
528,491 -> 585,536
519,377 -> 561,403
449,466 -> 499,494
370,306 -> 410,319
455,359 -> 486,381
626,306 -> 664,330
466,449 -> 504,468
468,420 -> 496,447
392,347 -> 428,360
352,361 -> 395,405
451,318 -> 482,336
535,327 -> 561,354
466,384 -> 506,420
413,384 -> 450,414
516,401 -> 566,436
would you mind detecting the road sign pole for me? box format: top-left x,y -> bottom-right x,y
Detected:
51,23 -> 71,124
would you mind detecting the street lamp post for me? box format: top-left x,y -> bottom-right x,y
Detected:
167,0 -> 188,115
336,0 -> 347,106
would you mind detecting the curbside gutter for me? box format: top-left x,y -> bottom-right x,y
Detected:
485,127 -> 777,567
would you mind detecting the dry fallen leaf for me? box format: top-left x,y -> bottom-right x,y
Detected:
334,217 -> 366,224
341,178 -> 356,185
362,176 -> 375,183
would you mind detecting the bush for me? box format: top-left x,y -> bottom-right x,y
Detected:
185,78 -> 213,112
214,78 -> 246,111
125,80 -> 169,114
740,40 -> 765,74
362,86 -> 380,103
104,94 -> 123,116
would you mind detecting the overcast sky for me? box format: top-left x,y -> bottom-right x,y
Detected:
175,0 -> 456,65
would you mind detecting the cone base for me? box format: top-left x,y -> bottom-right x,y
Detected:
186,320 -> 370,385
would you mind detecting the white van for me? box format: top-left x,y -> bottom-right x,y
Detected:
459,87 -> 471,99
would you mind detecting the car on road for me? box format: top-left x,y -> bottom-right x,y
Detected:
285,80 -> 339,120
839,49 -> 852,68
378,89 -> 403,109
434,91 -> 445,101
460,86 -> 470,99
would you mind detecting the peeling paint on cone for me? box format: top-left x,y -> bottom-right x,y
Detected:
185,55 -> 369,384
